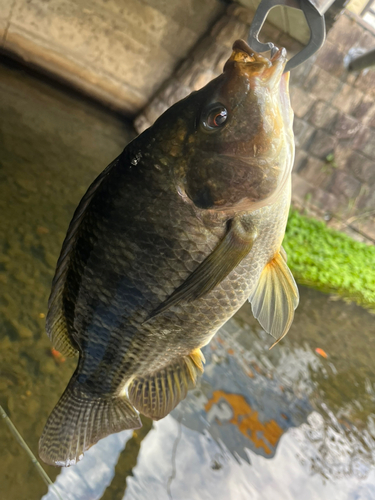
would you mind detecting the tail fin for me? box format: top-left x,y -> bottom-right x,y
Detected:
39,381 -> 142,467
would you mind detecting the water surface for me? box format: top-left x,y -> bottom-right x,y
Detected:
1,56 -> 375,500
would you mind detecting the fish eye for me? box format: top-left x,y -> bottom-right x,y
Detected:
201,104 -> 228,132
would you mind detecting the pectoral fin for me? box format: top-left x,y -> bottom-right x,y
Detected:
249,246 -> 299,348
127,349 -> 205,420
148,217 -> 257,319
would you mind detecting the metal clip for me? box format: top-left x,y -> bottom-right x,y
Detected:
247,0 -> 326,72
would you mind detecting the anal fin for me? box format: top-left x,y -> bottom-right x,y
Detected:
128,349 -> 205,420
249,246 -> 299,348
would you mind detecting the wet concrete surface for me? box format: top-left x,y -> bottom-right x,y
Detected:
0,56 -> 135,499
1,55 -> 375,500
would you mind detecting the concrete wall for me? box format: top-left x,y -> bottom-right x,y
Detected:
291,11 -> 375,242
0,0 -> 224,115
0,0 -> 320,115
346,0 -> 369,15
135,5 -> 375,244
1,0 -> 374,241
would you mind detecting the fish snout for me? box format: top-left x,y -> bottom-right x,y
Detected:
225,40 -> 287,83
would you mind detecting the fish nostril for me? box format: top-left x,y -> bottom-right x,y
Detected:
189,185 -> 215,209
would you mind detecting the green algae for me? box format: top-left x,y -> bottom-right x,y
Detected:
284,209 -> 375,311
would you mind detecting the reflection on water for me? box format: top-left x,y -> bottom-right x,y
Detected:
42,303 -> 375,500
1,56 -> 375,500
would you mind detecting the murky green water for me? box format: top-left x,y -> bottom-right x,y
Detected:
1,56 -> 375,500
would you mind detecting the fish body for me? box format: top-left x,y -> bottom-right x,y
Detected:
39,40 -> 298,466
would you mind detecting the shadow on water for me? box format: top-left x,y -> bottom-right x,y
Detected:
1,56 -> 375,500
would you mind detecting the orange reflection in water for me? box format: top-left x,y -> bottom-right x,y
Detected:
205,390 -> 284,455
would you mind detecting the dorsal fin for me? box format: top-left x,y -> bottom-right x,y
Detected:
46,157 -> 120,356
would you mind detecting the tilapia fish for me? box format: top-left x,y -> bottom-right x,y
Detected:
39,39 -> 298,466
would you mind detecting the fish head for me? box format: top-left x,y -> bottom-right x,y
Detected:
167,39 -> 294,214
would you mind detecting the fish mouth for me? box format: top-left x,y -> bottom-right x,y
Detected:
227,39 -> 287,73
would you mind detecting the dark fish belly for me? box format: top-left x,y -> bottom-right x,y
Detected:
71,189 -> 290,396
74,262 -> 257,396
65,194 -> 223,391
127,241 -> 267,373
57,132 -> 292,395
133,186 -> 290,368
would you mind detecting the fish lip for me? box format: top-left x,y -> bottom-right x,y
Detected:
270,46 -> 287,63
231,39 -> 287,66
232,39 -> 255,56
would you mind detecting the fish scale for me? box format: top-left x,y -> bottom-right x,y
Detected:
39,39 -> 298,466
